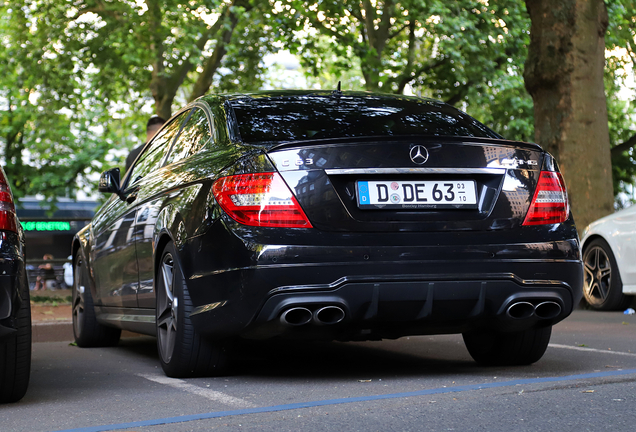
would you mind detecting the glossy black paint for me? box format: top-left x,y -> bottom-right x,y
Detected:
73,91 -> 583,342
268,136 -> 542,231
0,230 -> 28,340
98,168 -> 122,195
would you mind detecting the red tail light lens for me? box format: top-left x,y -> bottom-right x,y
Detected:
212,173 -> 312,228
523,171 -> 569,226
0,168 -> 17,232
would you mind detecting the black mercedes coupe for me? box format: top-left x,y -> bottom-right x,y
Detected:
72,91 -> 583,377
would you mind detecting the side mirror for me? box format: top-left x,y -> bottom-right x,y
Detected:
98,168 -> 121,195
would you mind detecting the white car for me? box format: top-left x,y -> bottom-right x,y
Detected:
581,204 -> 636,310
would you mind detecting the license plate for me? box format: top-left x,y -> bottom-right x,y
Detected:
356,180 -> 477,209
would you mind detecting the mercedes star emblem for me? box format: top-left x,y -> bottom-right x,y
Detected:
409,145 -> 429,165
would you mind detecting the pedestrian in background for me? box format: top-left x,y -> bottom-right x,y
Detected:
34,254 -> 56,290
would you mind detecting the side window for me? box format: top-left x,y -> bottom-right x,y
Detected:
164,108 -> 212,166
127,111 -> 189,187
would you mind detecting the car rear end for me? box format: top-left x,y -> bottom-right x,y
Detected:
0,167 -> 31,403
186,93 -> 583,347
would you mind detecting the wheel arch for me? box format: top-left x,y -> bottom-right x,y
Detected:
581,233 -> 626,296
581,233 -> 606,254
71,238 -> 80,262
71,225 -> 99,301
154,231 -> 174,281
582,233 -> 622,276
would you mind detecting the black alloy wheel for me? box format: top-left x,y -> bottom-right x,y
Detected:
582,238 -> 631,311
156,241 -> 228,377
157,251 -> 177,364
0,271 -> 31,403
72,253 -> 121,347
463,326 -> 552,366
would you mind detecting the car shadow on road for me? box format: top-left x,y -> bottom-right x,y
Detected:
230,337 -> 477,379
114,335 -> 471,376
112,334 -> 482,379
112,334 -> 589,381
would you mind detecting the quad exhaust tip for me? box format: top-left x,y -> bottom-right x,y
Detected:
280,307 -> 313,326
506,301 -> 562,320
534,301 -> 562,319
506,302 -> 535,319
313,306 -> 345,325
280,305 -> 346,326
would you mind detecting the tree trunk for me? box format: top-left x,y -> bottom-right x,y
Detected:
358,0 -> 394,92
524,0 -> 614,233
147,0 -> 173,120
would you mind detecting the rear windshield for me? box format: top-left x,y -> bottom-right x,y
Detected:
229,95 -> 500,144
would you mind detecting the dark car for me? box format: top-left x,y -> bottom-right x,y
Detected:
72,91 -> 583,377
0,167 -> 31,403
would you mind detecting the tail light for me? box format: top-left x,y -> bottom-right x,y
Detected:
212,173 -> 312,228
523,171 -> 569,226
0,168 -> 17,232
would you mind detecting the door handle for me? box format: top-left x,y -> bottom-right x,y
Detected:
126,193 -> 138,204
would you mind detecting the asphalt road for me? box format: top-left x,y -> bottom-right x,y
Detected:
2,310 -> 635,432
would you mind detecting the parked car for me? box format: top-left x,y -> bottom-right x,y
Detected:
0,167 -> 31,403
72,91 -> 583,377
580,205 -> 636,310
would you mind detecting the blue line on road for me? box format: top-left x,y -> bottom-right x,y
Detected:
55,368 -> 636,432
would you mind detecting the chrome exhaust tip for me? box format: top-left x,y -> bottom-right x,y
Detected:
506,302 -> 535,319
534,301 -> 562,319
280,307 -> 313,326
313,306 -> 345,325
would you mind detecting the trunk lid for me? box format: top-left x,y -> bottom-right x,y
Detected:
268,136 -> 543,232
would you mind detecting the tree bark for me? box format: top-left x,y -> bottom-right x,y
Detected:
147,0 -> 172,120
524,0 -> 614,232
359,0 -> 395,92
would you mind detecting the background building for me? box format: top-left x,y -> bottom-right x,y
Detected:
16,198 -> 99,289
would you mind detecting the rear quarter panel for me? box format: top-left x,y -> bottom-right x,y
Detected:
135,144 -> 251,307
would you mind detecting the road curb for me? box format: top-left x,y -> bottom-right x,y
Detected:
32,321 -> 74,343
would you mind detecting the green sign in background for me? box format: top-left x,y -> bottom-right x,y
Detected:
21,221 -> 72,232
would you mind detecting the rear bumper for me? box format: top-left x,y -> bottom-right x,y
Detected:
243,270 -> 580,340
184,232 -> 583,340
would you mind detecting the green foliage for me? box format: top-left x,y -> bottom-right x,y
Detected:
0,3 -> 121,205
276,2 -> 522,89
213,1 -> 275,92
1,0 -> 636,205
464,74 -> 535,143
0,0 -> 278,201
30,295 -> 72,305
605,0 -> 636,205
605,67 -> 636,207
273,0 -> 533,142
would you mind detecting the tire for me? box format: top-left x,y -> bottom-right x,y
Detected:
463,326 -> 552,366
0,271 -> 31,403
582,238 -> 631,311
72,253 -> 121,347
156,241 -> 228,378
